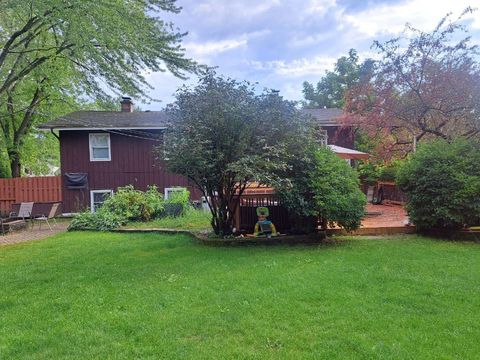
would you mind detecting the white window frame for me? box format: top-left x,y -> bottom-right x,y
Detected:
90,189 -> 113,213
164,187 -> 187,200
89,133 -> 111,161
317,128 -> 328,147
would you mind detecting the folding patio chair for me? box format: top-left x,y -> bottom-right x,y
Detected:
1,202 -> 34,232
10,202 -> 34,221
33,203 -> 60,231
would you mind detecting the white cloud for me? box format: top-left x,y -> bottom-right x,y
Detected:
306,0 -> 337,16
193,0 -> 281,19
183,30 -> 270,63
342,0 -> 480,38
289,32 -> 336,48
185,38 -> 247,58
250,56 -> 337,77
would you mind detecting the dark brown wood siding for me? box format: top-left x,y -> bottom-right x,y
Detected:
60,130 -> 202,213
324,126 -> 355,148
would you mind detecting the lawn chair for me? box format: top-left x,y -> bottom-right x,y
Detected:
32,203 -> 60,231
10,202 -> 34,221
1,202 -> 33,234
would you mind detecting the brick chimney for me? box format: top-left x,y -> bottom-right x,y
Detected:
120,96 -> 133,112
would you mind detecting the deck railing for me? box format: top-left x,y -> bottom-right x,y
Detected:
236,193 -> 292,233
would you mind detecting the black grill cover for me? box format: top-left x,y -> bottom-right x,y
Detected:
65,173 -> 88,189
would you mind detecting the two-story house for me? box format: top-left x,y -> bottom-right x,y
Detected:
39,98 -> 366,213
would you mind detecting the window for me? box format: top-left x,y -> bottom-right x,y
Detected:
89,133 -> 111,161
90,190 -> 113,212
317,128 -> 328,147
164,187 -> 187,200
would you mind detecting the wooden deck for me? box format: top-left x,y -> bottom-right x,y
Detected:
360,203 -> 409,228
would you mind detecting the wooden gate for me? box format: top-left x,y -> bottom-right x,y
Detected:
0,176 -> 62,215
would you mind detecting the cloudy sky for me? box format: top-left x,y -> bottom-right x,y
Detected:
142,0 -> 480,110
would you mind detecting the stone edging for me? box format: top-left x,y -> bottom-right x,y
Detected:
114,228 -> 330,246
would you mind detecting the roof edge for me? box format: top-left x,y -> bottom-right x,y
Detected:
37,126 -> 167,131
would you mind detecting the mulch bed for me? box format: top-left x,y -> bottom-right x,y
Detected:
113,228 -> 329,246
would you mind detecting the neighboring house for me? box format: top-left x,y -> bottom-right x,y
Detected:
300,107 -> 368,162
39,99 -> 366,213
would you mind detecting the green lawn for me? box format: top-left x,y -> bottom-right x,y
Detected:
1,233 -> 480,359
125,208 -> 211,230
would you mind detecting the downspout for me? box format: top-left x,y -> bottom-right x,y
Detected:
50,128 -> 60,141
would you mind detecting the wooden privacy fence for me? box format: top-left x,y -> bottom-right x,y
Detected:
361,181 -> 407,204
376,181 -> 407,204
0,176 -> 62,215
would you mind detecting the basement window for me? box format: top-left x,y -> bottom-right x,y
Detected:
164,187 -> 187,200
89,133 -> 111,161
90,190 -> 113,212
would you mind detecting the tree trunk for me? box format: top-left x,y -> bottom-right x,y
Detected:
209,197 -> 235,236
8,148 -> 21,177
216,201 -> 234,236
10,156 -> 21,178
7,145 -> 21,178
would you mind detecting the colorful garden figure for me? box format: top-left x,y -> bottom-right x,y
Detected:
253,207 -> 278,238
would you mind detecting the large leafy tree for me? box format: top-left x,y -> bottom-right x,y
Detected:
0,0 -> 199,177
344,8 -> 480,159
163,73 -> 313,235
302,49 -> 374,109
0,58 -> 80,177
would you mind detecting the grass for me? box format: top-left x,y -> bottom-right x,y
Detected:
1,233 -> 480,359
125,207 -> 211,230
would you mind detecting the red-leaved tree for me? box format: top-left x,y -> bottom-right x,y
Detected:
343,8 -> 480,160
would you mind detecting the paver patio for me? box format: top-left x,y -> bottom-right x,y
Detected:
0,221 -> 69,246
362,203 -> 409,228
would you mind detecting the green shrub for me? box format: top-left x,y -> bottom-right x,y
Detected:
311,148 -> 366,231
69,185 -> 192,231
144,185 -> 165,217
68,211 -> 126,231
102,185 -> 164,221
276,147 -> 366,232
357,162 -> 380,185
378,161 -> 402,182
357,160 -> 403,184
69,185 -> 166,231
397,138 -> 480,231
164,188 -> 190,217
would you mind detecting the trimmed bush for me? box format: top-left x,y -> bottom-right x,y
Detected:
397,138 -> 480,231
